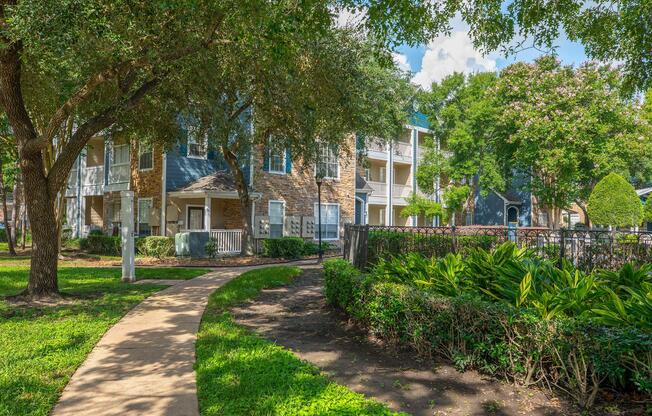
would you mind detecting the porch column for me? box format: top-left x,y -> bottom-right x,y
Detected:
204,195 -> 211,231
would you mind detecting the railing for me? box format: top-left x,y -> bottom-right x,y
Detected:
367,181 -> 387,197
393,141 -> 412,158
344,224 -> 652,271
108,164 -> 130,184
67,169 -> 79,190
393,184 -> 412,198
210,229 -> 242,254
82,166 -> 104,186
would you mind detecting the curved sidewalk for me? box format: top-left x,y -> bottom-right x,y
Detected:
52,262 -> 313,416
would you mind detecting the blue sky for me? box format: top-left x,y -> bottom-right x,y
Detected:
394,29 -> 589,90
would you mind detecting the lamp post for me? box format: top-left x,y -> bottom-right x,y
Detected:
315,172 -> 323,263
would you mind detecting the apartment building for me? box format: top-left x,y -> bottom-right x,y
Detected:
64,129 -> 356,251
354,112 -> 439,227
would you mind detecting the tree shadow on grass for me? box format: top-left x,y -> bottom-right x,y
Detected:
196,311 -> 399,415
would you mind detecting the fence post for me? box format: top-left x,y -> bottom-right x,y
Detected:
451,225 -> 457,254
559,228 -> 566,265
359,225 -> 369,270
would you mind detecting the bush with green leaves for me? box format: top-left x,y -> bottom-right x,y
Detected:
135,236 -> 175,258
587,173 -> 643,227
262,237 -> 306,258
204,240 -> 218,258
644,196 -> 652,223
79,235 -> 121,255
323,246 -> 652,408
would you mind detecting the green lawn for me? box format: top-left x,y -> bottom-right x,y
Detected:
195,266 -> 401,415
0,266 -> 210,416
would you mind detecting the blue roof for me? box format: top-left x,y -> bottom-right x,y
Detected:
409,111 -> 430,130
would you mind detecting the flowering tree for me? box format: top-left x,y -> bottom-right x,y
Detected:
492,57 -> 652,227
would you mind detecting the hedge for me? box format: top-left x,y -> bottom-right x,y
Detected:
323,259 -> 652,408
587,173 -> 643,227
261,237 -> 333,259
367,230 -> 496,265
80,235 -> 175,257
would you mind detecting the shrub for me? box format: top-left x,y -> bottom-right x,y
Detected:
644,196 -> 652,223
205,240 -> 218,258
587,173 -> 643,227
136,236 -> 175,258
324,250 -> 652,408
262,237 -> 306,259
80,235 -> 121,255
0,228 -> 6,243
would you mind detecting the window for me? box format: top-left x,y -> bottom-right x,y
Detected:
187,206 -> 204,230
269,201 -> 285,238
110,144 -> 130,184
314,203 -> 340,240
268,142 -> 286,174
187,126 -> 207,159
379,208 -> 386,225
316,144 -> 339,179
538,212 -> 549,227
138,198 -> 153,236
364,168 -> 370,181
139,144 -> 153,171
379,166 -> 386,183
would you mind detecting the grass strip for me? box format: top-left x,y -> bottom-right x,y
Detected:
0,266 -> 209,416
195,266 -> 402,415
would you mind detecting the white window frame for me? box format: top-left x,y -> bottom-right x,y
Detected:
187,126 -> 208,159
137,198 -> 153,235
138,143 -> 154,171
315,144 -> 340,180
268,200 -> 285,238
313,202 -> 340,241
268,140 -> 286,174
185,204 -> 205,231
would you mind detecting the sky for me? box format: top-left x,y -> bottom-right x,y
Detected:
392,22 -> 588,91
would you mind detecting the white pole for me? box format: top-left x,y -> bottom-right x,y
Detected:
121,190 -> 135,283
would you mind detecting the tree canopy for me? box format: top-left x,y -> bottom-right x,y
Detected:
417,57 -> 652,227
587,173 -> 643,228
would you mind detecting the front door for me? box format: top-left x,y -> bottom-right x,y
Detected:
188,207 -> 204,230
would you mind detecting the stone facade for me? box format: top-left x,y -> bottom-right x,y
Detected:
252,137 -> 356,239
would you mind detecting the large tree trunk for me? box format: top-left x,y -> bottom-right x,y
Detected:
0,158 -> 16,255
11,181 -> 19,246
221,145 -> 254,255
22,151 -> 60,296
576,200 -> 590,228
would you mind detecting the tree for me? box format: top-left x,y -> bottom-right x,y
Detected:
400,193 -> 445,224
643,196 -> 652,224
587,173 -> 643,228
0,1 -> 439,297
416,72 -> 504,224
173,29 -> 412,254
493,56 -> 652,226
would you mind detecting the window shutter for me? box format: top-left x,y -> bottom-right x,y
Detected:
262,146 -> 269,171
285,149 -> 292,173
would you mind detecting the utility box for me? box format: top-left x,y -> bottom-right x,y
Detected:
175,231 -> 210,257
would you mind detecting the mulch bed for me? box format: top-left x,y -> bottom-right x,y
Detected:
229,268 -> 583,416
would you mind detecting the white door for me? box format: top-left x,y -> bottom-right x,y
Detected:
188,207 -> 204,230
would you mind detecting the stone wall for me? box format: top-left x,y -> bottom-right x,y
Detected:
252,137 -> 356,238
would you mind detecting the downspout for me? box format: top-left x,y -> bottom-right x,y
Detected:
76,155 -> 82,238
387,142 -> 393,225
411,128 -> 417,226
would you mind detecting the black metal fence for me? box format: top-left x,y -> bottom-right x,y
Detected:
343,224 -> 652,271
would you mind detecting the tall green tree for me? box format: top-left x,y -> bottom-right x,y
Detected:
493,56 -> 652,226
0,1 -> 437,297
416,72 -> 503,224
172,30 -> 412,254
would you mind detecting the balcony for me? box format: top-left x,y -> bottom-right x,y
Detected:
367,180 -> 387,197
366,141 -> 388,160
393,184 -> 413,199
393,142 -> 412,163
106,164 -> 130,192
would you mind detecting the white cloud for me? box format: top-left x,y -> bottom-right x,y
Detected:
333,7 -> 367,29
412,31 -> 498,90
392,52 -> 411,73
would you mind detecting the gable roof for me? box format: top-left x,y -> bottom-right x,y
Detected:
176,170 -> 237,192
355,174 -> 373,193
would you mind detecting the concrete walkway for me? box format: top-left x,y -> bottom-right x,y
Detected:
52,262 -> 313,416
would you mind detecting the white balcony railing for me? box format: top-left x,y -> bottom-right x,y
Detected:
82,166 -> 104,186
367,181 -> 387,197
210,229 -> 242,254
393,184 -> 413,198
67,169 -> 79,189
108,164 -> 130,184
393,142 -> 412,158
